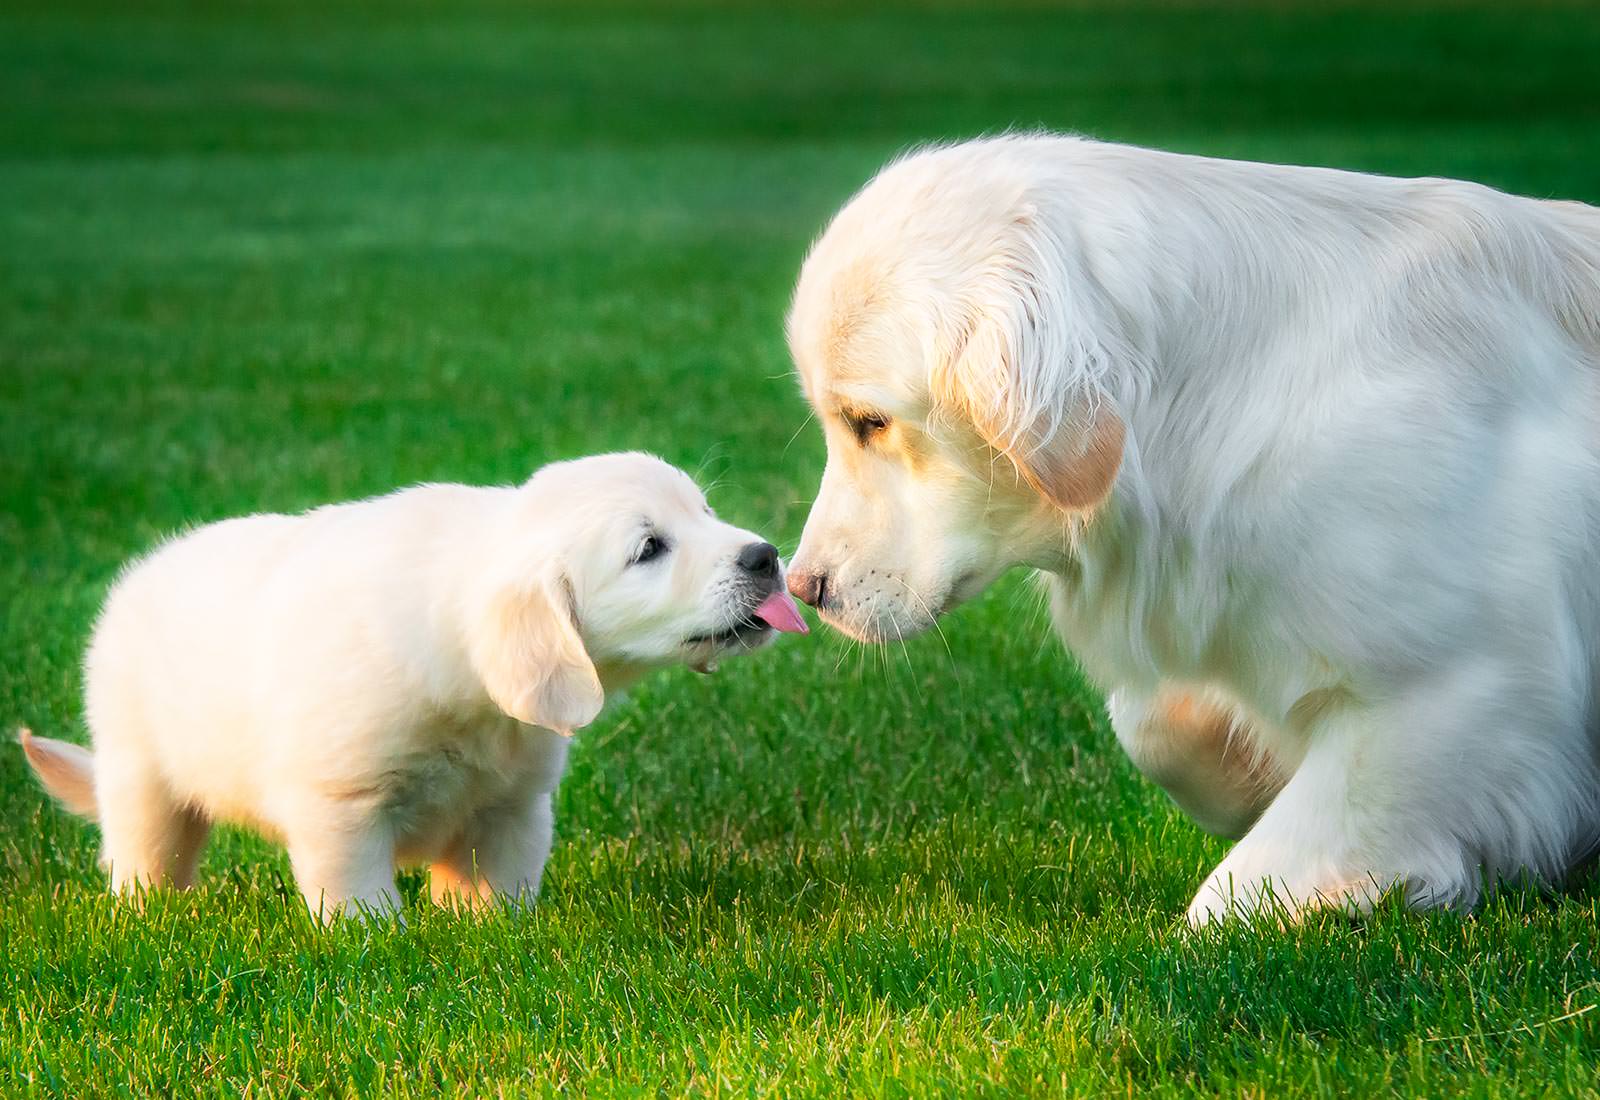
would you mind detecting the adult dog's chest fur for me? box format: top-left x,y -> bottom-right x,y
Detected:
367,712 -> 567,863
1042,525 -> 1328,730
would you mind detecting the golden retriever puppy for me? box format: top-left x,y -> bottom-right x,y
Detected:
783,134 -> 1600,923
22,453 -> 807,919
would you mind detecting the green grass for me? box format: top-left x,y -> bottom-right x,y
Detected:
5,0 -> 1600,1094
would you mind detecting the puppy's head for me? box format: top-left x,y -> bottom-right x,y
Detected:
785,141 -> 1127,642
474,453 -> 806,734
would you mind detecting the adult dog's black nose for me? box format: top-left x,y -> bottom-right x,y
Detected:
787,567 -> 827,608
736,541 -> 779,578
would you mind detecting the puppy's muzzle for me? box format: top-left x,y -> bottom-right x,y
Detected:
736,541 -> 780,579
734,542 -> 806,634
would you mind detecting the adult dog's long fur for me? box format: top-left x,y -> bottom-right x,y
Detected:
784,134 -> 1600,923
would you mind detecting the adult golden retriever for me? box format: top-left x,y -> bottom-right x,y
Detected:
784,134 -> 1600,923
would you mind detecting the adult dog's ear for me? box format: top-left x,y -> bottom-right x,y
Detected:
931,221 -> 1127,511
474,575 -> 604,735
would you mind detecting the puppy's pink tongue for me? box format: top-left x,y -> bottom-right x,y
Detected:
755,589 -> 809,634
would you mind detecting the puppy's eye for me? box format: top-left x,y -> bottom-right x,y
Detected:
845,411 -> 890,446
631,534 -> 668,566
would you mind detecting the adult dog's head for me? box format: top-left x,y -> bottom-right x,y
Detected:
786,138 -> 1130,642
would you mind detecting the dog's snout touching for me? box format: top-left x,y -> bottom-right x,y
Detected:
736,541 -> 780,578
788,568 -> 827,608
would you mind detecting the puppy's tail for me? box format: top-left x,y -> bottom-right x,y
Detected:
18,728 -> 99,820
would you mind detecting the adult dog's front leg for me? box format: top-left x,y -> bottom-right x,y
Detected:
1186,661 -> 1596,925
1110,685 -> 1288,839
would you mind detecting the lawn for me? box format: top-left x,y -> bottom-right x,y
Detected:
4,0 -> 1600,1094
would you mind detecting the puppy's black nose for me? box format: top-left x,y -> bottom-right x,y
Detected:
736,541 -> 779,578
788,567 -> 827,608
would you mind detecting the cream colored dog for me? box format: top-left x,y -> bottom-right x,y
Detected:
22,453 -> 807,919
784,134 -> 1600,923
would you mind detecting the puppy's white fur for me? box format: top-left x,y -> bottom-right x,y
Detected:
786,134 -> 1600,923
24,453 -> 792,919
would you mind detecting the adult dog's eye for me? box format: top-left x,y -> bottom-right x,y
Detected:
846,411 -> 890,445
631,534 -> 668,566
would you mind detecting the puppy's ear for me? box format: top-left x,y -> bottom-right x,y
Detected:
931,218 -> 1126,511
475,576 -> 604,735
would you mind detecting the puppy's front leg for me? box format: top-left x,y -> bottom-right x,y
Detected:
430,787 -> 555,911
286,802 -> 401,923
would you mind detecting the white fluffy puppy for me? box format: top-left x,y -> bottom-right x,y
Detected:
22,453 -> 807,919
784,134 -> 1600,924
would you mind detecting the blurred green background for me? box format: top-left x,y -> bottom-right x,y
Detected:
4,2 -> 1599,1095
